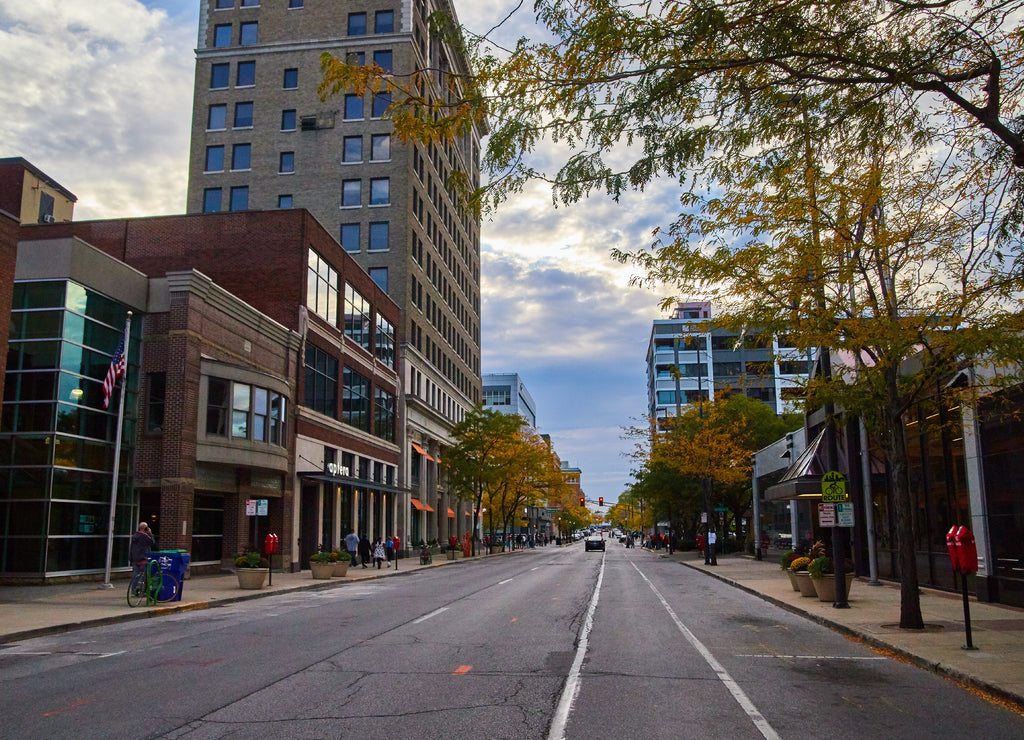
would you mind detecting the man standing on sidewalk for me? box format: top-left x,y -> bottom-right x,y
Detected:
344,530 -> 359,569
129,522 -> 154,575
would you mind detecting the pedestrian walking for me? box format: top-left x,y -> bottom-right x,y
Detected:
358,534 -> 372,567
344,530 -> 360,567
373,539 -> 385,569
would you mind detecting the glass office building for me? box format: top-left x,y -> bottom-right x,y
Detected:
1,279 -> 138,577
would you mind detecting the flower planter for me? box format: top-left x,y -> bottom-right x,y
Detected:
811,572 -> 855,602
489,544 -> 504,555
332,560 -> 350,577
446,548 -> 458,560
236,568 -> 268,590
793,571 -> 817,597
786,569 -> 801,592
310,560 -> 334,580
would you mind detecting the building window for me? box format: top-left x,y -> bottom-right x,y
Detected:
270,392 -> 286,444
278,194 -> 293,208
346,50 -> 365,66
370,267 -> 388,293
207,104 -> 226,130
370,133 -> 390,161
279,151 -> 295,173
372,92 -> 390,118
343,367 -> 370,431
239,21 -> 258,45
288,0 -> 303,7
210,63 -> 229,89
348,12 -> 367,35
207,377 -> 286,444
203,188 -> 222,212
237,60 -> 255,86
376,314 -> 395,366
229,186 -> 248,211
232,383 -> 251,438
147,372 -> 165,433
344,94 -> 363,119
340,223 -> 360,252
216,0 -> 232,8
375,10 -> 394,33
374,388 -> 395,442
307,248 -> 339,325
207,377 -> 230,435
214,24 -> 232,47
233,101 -> 253,128
344,283 -> 372,351
281,109 -> 296,131
283,68 -> 298,89
373,50 -> 392,73
205,145 -> 225,172
342,179 -> 361,207
369,178 -> 389,205
304,344 -> 338,418
368,221 -> 389,250
342,136 -> 363,163
241,0 -> 258,6
231,143 -> 251,170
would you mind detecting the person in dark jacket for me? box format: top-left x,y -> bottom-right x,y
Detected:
358,535 -> 372,568
129,522 -> 154,575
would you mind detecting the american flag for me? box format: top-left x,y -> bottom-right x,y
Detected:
102,334 -> 127,409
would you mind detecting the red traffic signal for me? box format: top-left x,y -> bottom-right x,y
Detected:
579,496 -> 585,506
599,497 -> 603,506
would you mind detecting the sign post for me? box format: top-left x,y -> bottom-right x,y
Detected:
821,472 -> 850,608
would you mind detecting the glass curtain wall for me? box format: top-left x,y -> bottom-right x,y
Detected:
0,280 -> 138,576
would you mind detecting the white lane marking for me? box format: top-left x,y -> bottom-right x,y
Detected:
498,578 -> 514,585
412,606 -> 449,624
548,552 -> 605,740
634,564 -> 781,740
737,654 -> 885,660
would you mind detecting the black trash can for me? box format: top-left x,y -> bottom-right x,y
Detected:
150,550 -> 190,602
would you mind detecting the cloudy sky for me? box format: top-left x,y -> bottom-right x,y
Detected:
0,0 -> 676,504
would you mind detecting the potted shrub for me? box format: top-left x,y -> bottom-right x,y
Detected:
808,555 -> 855,602
780,551 -> 800,591
309,550 -> 335,580
789,556 -> 817,597
331,549 -> 351,577
233,551 -> 269,589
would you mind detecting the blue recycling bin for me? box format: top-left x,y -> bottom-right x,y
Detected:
150,550 -> 190,602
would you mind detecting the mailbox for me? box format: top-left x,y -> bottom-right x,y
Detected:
264,533 -> 279,555
946,526 -> 960,572
954,526 -> 978,574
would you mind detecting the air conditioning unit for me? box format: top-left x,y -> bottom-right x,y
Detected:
41,214 -> 56,224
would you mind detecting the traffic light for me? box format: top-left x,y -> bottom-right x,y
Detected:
599,497 -> 604,506
579,496 -> 585,506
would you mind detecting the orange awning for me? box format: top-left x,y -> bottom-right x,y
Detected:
411,442 -> 435,462
447,507 -> 456,518
410,498 -> 435,512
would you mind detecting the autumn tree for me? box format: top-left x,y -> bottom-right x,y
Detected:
482,429 -> 561,543
443,406 -> 524,555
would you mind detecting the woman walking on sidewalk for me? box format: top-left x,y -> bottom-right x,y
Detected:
373,539 -> 386,569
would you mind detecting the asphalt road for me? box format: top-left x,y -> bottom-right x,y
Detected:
1,543 -> 1021,739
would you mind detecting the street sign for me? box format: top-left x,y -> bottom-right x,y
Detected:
836,502 -> 855,527
821,471 -> 847,502
817,503 -> 836,527
714,505 -> 728,512
246,499 -> 269,516
701,512 -> 708,523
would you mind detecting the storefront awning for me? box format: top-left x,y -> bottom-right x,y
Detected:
411,442 -> 435,462
297,471 -> 406,495
764,428 -> 827,502
447,507 -> 455,518
410,498 -> 435,512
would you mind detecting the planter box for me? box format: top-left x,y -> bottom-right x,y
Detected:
332,561 -> 350,577
236,568 -> 267,590
786,569 -> 801,592
446,549 -> 458,560
811,572 -> 855,602
310,561 -> 334,580
793,571 -> 817,597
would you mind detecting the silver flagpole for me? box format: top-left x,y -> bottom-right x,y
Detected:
100,312 -> 132,589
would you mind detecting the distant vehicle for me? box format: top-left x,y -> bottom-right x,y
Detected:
584,535 -> 605,552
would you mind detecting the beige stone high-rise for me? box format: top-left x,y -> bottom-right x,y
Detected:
186,0 -> 484,546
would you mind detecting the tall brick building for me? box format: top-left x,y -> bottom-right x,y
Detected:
184,0 -> 485,545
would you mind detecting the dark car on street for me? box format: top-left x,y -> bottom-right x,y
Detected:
584,535 -> 605,552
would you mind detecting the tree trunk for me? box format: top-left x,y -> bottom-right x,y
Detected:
887,381 -> 924,629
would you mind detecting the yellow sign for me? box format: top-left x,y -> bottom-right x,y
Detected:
821,471 -> 847,503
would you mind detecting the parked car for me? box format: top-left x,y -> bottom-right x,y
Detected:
584,535 -> 605,552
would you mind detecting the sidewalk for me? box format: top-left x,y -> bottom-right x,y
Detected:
0,551 -> 459,644
661,548 -> 1024,710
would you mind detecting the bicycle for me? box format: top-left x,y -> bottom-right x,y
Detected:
127,558 -> 180,607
